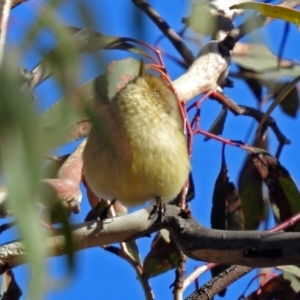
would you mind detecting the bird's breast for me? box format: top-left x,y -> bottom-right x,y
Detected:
83,86 -> 190,206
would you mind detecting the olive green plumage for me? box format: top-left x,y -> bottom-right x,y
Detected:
83,69 -> 190,206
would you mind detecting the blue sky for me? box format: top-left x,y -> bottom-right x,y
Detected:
4,0 -> 300,299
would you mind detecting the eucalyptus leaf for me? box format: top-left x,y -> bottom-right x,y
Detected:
204,106 -> 228,141
107,58 -> 141,100
232,43 -> 296,73
249,147 -> 300,231
143,230 -> 180,278
257,75 -> 300,134
0,59 -> 46,300
231,2 -> 300,26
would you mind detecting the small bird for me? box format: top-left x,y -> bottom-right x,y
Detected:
83,61 -> 190,207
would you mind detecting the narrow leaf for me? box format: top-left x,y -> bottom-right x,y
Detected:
51,201 -> 75,272
238,138 -> 267,230
231,2 -> 300,26
143,229 -> 180,278
257,75 -> 300,136
107,58 -> 141,100
249,147 -> 300,231
39,78 -> 94,146
182,1 -> 234,35
126,240 -> 142,266
279,265 -> 300,278
238,66 -> 263,102
211,146 -> 244,231
272,82 -> 299,118
65,27 -> 153,58
204,106 -> 228,141
1,270 -> 22,300
211,146 -> 243,296
0,60 -> 46,300
232,43 -> 296,73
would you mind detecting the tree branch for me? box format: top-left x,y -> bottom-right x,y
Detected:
104,245 -> 154,300
2,206 -> 300,273
173,40 -> 231,101
166,205 -> 300,267
208,92 -> 290,146
186,265 -> 253,300
186,212 -> 300,299
131,0 -> 194,66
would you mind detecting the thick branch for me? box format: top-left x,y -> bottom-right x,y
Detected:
173,40 -> 230,102
186,212 -> 300,299
2,206 -> 300,272
166,205 -> 300,267
0,208 -> 161,272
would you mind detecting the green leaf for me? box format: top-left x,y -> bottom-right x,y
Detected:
249,147 -> 300,231
283,272 -> 300,294
143,229 -> 180,278
39,79 -> 94,146
65,27 -> 153,59
238,154 -> 265,230
51,201 -> 75,272
264,65 -> 300,79
23,26 -> 154,91
41,63 -> 149,147
211,146 -> 244,231
231,2 -> 300,26
183,1 -> 234,35
232,43 -> 296,73
23,2 -> 82,97
279,265 -> 300,279
238,66 -> 263,102
236,67 -> 299,116
210,146 -> 243,296
257,75 -> 300,135
0,59 -> 46,300
107,58 -> 141,100
126,240 -> 142,266
281,267 -> 300,294
272,82 -> 299,118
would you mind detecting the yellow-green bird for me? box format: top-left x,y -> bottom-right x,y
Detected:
83,61 -> 190,207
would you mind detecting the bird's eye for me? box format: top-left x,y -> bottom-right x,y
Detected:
154,90 -> 160,97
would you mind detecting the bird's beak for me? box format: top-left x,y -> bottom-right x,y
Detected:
138,59 -> 145,78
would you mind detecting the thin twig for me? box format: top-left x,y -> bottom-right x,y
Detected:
183,263 -> 216,291
208,92 -> 290,152
132,0 -> 195,66
104,245 -> 154,300
173,253 -> 187,300
106,201 -> 155,300
0,0 -> 12,67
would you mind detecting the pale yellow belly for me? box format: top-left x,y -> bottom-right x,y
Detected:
83,126 -> 190,206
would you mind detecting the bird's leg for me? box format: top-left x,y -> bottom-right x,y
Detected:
84,198 -> 117,222
149,196 -> 166,221
107,198 -> 117,218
